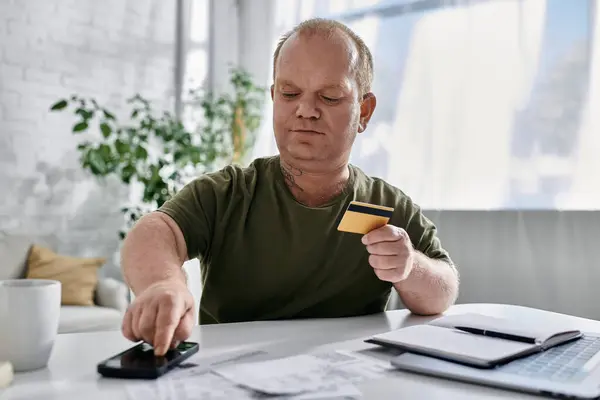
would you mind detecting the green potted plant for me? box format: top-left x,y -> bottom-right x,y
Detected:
50,67 -> 265,239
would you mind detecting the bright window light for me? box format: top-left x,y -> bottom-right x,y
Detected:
253,0 -> 600,210
189,0 -> 209,43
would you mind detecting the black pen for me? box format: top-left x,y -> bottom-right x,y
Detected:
455,326 -> 537,344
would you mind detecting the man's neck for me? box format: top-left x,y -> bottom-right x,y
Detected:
280,157 -> 351,207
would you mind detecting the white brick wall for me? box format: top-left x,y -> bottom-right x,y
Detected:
0,0 -> 177,279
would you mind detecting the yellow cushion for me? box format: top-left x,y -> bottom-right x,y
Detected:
25,245 -> 106,306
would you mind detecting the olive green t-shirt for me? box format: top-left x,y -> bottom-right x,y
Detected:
158,155 -> 452,324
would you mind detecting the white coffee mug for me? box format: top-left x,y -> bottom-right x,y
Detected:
0,279 -> 61,372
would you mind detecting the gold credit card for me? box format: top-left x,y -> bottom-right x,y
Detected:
337,201 -> 394,235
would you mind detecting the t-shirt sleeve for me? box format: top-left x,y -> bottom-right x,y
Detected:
397,195 -> 454,266
157,175 -> 219,261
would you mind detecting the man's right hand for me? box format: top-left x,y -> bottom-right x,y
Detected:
121,280 -> 195,356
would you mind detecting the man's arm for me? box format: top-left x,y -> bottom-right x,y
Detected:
365,193 -> 459,316
393,253 -> 459,315
121,212 -> 189,295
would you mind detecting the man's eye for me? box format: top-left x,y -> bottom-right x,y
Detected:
322,96 -> 340,103
281,93 -> 298,98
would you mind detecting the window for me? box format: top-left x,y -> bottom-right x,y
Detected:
179,0 -> 210,129
185,0 -> 210,94
253,0 -> 600,210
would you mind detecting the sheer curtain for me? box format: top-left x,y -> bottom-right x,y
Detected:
568,0 -> 600,208
252,0 -> 599,211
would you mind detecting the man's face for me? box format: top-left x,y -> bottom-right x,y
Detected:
271,32 -> 375,168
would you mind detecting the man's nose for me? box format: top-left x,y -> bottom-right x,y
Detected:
295,96 -> 320,119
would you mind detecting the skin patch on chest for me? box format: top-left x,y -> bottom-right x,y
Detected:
337,201 -> 394,235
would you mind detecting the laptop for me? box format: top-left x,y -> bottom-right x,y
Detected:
390,332 -> 600,399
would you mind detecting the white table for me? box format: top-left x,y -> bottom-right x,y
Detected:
3,303 -> 599,399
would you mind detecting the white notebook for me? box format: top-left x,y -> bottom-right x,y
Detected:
365,313 -> 582,368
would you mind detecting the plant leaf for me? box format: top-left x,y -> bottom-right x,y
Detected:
50,99 -> 68,111
121,164 -> 136,184
75,108 -> 93,120
73,121 -> 89,133
103,110 -> 116,120
100,122 -> 111,138
115,139 -> 130,156
88,150 -> 107,175
135,146 -> 148,160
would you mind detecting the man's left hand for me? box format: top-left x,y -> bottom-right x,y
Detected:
361,224 -> 414,283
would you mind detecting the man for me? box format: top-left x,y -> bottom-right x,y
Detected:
121,18 -> 459,356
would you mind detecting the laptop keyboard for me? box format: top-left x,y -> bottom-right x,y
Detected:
500,334 -> 600,382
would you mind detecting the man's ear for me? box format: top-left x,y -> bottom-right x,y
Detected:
358,92 -> 376,133
270,84 -> 275,101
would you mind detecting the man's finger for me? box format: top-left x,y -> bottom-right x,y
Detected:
365,242 -> 398,256
373,267 -> 406,283
173,309 -> 194,342
362,225 -> 407,245
130,304 -> 144,341
153,303 -> 181,356
139,302 -> 159,345
368,254 -> 400,270
121,308 -> 136,342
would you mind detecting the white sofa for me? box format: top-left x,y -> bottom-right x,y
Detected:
0,233 -> 129,333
